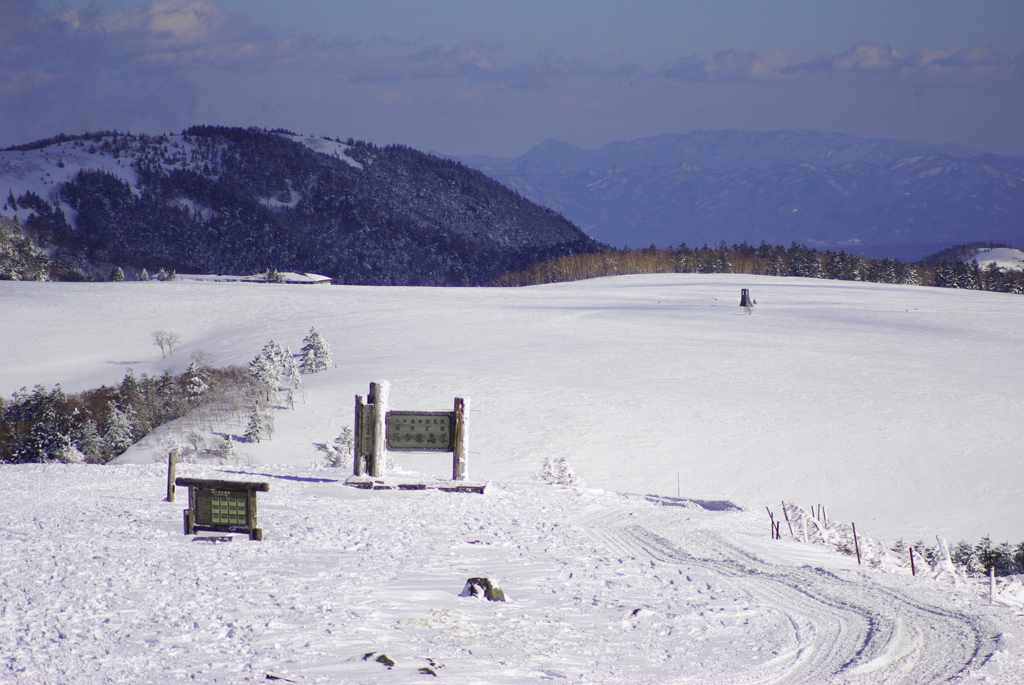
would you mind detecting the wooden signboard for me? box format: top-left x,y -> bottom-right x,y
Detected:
177,477 -> 269,541
386,411 -> 455,451
353,381 -> 470,482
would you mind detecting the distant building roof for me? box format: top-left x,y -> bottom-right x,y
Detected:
278,272 -> 333,284
177,272 -> 333,284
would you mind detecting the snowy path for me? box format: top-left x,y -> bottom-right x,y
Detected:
0,464 -> 1007,684
576,504 -> 998,683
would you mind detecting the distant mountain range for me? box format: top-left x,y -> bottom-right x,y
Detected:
0,127 -> 600,284
456,130 -> 1024,261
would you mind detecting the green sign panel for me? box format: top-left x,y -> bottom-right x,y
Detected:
195,488 -> 248,528
386,411 -> 455,451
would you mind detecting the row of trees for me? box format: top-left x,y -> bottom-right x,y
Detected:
1,327 -> 334,463
493,241 -> 1024,294
893,536 -> 1024,578
243,328 -> 331,443
0,365 -> 234,463
110,266 -> 178,282
0,216 -> 52,281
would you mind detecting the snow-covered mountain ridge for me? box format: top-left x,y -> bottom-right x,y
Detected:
457,130 -> 1024,260
0,127 -> 600,284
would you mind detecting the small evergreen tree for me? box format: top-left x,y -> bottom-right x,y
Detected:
56,442 -> 86,464
111,266 -> 124,282
73,419 -> 106,463
103,403 -> 135,456
213,436 -> 235,462
120,368 -> 140,403
322,426 -> 354,467
244,408 -> 266,443
15,414 -> 69,463
1012,542 -> 1024,575
280,345 -> 300,383
951,540 -> 982,576
139,268 -> 150,281
185,362 -> 209,403
278,346 -> 302,407
249,346 -> 280,401
299,327 -> 331,374
266,340 -> 289,374
975,536 -> 1015,576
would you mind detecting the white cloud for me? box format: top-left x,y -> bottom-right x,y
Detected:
1,0 -> 1020,153
0,1 -> 197,145
663,42 -> 1023,84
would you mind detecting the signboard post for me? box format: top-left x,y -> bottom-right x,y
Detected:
176,477 -> 269,540
353,394 -> 370,476
453,397 -> 469,481
165,449 -> 178,502
369,381 -> 389,478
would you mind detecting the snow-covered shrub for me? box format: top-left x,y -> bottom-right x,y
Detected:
539,455 -> 579,487
322,427 -> 354,468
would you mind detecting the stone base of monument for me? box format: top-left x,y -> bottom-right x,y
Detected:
344,476 -> 486,495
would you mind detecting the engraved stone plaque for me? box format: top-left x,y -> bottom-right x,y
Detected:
385,411 -> 455,451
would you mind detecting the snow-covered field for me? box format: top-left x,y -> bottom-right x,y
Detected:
2,274 -> 1024,683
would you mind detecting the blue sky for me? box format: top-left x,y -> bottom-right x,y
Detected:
5,0 -> 1023,156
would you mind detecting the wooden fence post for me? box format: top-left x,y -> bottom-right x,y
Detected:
781,501 -> 794,536
165,449 -> 178,502
910,547 -> 916,576
852,522 -> 862,565
453,397 -> 469,481
368,380 -> 389,478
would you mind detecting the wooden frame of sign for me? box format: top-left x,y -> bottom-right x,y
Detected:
353,380 -> 470,482
177,477 -> 269,541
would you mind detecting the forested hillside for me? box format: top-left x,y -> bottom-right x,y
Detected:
1,127 -> 601,285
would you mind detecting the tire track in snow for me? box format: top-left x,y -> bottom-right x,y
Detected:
574,504 -> 997,684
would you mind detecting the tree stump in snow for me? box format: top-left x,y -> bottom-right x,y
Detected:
460,577 -> 506,602
740,288 -> 753,308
